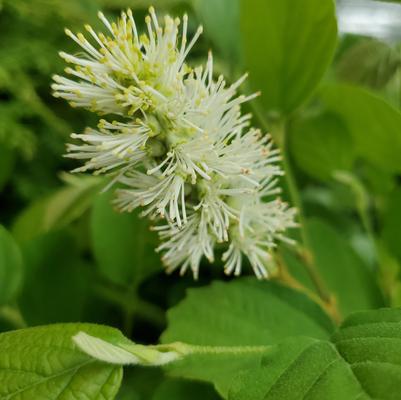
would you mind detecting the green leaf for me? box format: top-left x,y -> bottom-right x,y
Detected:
280,247 -> 315,291
289,112 -> 354,180
18,231 -> 91,325
336,39 -> 401,89
229,307 -> 401,400
240,0 -> 337,117
0,225 -> 23,305
75,324 -> 270,399
71,329 -> 269,379
161,279 -> 334,396
163,279 -> 334,345
11,199 -> 48,242
0,323 -> 123,399
306,218 -> 384,316
43,174 -> 101,229
229,337 -> 362,400
90,191 -> 161,287
358,161 -> 396,196
193,0 -> 240,63
12,174 -> 101,242
320,83 -> 401,173
159,348 -> 270,399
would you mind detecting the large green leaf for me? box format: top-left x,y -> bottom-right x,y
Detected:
90,191 -> 161,287
0,225 -> 24,305
229,308 -> 401,400
240,0 -> 337,117
229,337 -> 361,400
0,324 -> 123,399
161,279 -> 334,396
320,83 -> 401,173
163,279 -> 334,345
306,219 -> 384,317
289,112 -> 354,180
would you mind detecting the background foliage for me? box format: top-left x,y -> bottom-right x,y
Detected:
1,0 -> 401,398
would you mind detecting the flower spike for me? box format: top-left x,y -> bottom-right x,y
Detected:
53,8 -> 296,279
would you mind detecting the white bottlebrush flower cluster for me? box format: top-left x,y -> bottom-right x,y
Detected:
52,8 -> 296,279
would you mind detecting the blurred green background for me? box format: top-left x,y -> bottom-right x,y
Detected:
1,0 -> 401,398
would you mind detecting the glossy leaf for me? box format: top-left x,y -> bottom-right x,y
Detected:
240,0 -> 337,117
